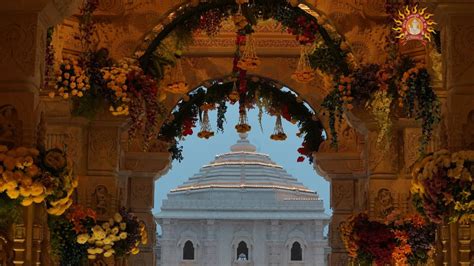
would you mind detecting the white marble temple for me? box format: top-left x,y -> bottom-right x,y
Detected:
156,134 -> 329,266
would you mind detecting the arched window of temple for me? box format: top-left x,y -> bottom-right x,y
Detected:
236,241 -> 249,261
183,240 -> 195,260
290,241 -> 303,261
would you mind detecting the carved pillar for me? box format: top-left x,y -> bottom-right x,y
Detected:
267,220 -> 281,266
0,1 -> 79,264
434,2 -> 474,265
313,151 -> 363,266
121,151 -> 171,266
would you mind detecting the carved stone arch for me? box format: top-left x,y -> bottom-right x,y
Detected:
177,229 -> 201,248
285,229 -> 308,248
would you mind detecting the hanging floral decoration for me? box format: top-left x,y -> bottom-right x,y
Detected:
52,59 -> 90,100
0,145 -> 77,220
159,76 -> 324,163
322,57 -> 440,152
270,115 -> 287,141
49,206 -> 147,263
291,46 -> 316,83
411,149 -> 474,224
198,103 -> 215,139
53,0 -> 440,164
340,211 -> 435,266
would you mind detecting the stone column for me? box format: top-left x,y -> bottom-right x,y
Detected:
0,1 -> 79,265
121,150 -> 171,265
434,2 -> 474,265
203,219 -> 217,266
313,151 -> 363,266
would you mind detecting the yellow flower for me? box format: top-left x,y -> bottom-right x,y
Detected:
77,234 -> 90,244
87,255 -> 96,260
131,247 -> 140,255
21,197 -> 34,206
104,250 -> 114,258
6,188 -> 20,199
30,183 -> 44,197
120,222 -> 126,230
94,248 -> 104,254
114,213 -> 123,223
119,232 -> 127,240
19,186 -> 32,197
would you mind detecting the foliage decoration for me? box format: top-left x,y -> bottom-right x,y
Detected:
322,57 -> 440,152
49,205 -> 96,265
340,211 -> 435,266
411,149 -> 474,224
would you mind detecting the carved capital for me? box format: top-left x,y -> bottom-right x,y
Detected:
313,152 -> 363,182
121,151 -> 171,179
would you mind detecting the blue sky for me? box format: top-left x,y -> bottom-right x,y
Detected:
153,102 -> 331,221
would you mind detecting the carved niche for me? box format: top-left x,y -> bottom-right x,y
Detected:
0,105 -> 22,148
88,127 -> 119,171
372,188 -> 395,219
91,184 -> 113,218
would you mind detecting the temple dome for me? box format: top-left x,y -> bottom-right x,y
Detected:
157,134 -> 329,220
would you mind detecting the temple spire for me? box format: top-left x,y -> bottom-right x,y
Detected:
230,133 -> 256,152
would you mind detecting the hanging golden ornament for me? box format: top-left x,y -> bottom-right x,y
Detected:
198,110 -> 215,139
237,35 -> 261,71
291,46 -> 316,83
200,102 -> 215,111
235,108 -> 251,133
165,57 -> 188,94
270,115 -> 287,141
228,82 -> 240,103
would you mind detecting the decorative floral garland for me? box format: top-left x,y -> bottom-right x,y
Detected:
323,58 -> 441,153
0,145 -> 77,225
158,77 -> 324,163
50,0 -> 440,164
49,206 -> 147,264
340,211 -> 435,266
411,149 -> 474,224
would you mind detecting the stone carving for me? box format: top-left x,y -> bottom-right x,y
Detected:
88,128 -> 118,171
332,182 -> 353,210
403,128 -> 422,171
0,105 -> 21,148
0,22 -> 38,76
373,188 -> 395,219
92,185 -> 111,217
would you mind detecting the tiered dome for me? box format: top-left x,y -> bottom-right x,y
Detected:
158,133 -> 328,220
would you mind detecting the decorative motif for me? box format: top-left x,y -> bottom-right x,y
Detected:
91,185 -> 111,218
373,188 -> 395,219
393,5 -> 436,45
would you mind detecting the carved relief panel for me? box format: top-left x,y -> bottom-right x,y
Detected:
88,126 -> 120,172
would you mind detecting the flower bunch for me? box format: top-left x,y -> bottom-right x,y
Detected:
40,149 -> 78,216
287,16 -> 319,45
0,146 -> 42,203
237,57 -> 261,71
49,206 -> 96,265
113,208 -> 148,257
53,59 -> 90,99
411,149 -> 474,224
102,61 -> 138,116
77,212 -> 130,259
0,146 -> 76,216
339,213 -> 396,266
291,69 -> 315,83
385,211 -> 436,265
